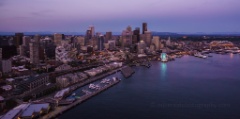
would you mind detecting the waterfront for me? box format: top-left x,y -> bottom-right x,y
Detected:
59,54 -> 240,119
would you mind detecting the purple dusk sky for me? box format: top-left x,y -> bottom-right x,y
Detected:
0,0 -> 239,33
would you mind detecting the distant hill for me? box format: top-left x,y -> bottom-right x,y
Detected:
151,32 -> 180,36
0,31 -> 239,36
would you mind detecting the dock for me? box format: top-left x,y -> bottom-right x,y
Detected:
40,79 -> 120,119
121,66 -> 135,78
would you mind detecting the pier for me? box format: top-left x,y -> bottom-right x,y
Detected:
40,79 -> 120,119
121,66 -> 135,78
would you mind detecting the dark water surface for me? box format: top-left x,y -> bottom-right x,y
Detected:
59,54 -> 240,119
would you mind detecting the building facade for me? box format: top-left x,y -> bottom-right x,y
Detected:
142,22 -> 147,34
29,42 -> 39,64
54,33 -> 63,46
122,26 -> 133,48
0,59 -> 12,73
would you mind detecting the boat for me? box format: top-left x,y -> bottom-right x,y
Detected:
194,52 -> 207,59
82,89 -> 91,94
71,93 -> 76,96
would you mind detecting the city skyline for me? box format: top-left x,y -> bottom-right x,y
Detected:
0,0 -> 240,33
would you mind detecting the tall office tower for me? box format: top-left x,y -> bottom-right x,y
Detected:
98,35 -> 105,51
29,35 -> 40,64
105,31 -> 112,43
14,33 -> 24,47
144,31 -> 152,47
133,27 -> 140,44
142,22 -> 147,34
121,26 -> 133,48
152,36 -> 160,50
30,43 -> 39,64
22,36 -> 31,46
85,29 -> 92,45
54,33 -> 63,46
89,26 -> 95,37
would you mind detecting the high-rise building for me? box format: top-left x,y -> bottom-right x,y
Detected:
142,22 -> 147,34
22,36 -> 31,46
14,33 -> 24,47
54,33 -> 63,46
89,26 -> 95,37
105,32 -> 112,43
133,27 -> 140,44
85,30 -> 92,45
152,36 -> 160,50
144,31 -> 152,47
29,35 -> 40,64
122,26 -> 133,48
98,35 -> 105,51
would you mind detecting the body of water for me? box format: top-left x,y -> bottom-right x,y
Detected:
59,54 -> 240,119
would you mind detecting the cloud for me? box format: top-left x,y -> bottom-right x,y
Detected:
30,9 -> 54,17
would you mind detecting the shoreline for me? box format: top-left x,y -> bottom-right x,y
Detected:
40,79 -> 120,119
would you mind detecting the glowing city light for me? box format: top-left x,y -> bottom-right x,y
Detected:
161,53 -> 168,62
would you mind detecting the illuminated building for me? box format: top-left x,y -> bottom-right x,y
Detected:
160,53 -> 168,62
137,40 -> 146,54
121,26 -> 133,48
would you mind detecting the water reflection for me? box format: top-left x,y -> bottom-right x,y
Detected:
230,53 -> 234,59
161,63 -> 167,80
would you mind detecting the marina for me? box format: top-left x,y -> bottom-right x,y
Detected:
40,77 -> 120,119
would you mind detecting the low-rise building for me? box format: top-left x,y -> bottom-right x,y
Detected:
1,103 -> 50,119
55,63 -> 72,72
15,74 -> 49,93
56,72 -> 87,88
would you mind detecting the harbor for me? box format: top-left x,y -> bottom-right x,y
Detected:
40,77 -> 120,119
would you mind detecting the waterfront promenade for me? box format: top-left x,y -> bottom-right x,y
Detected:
40,79 -> 120,119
